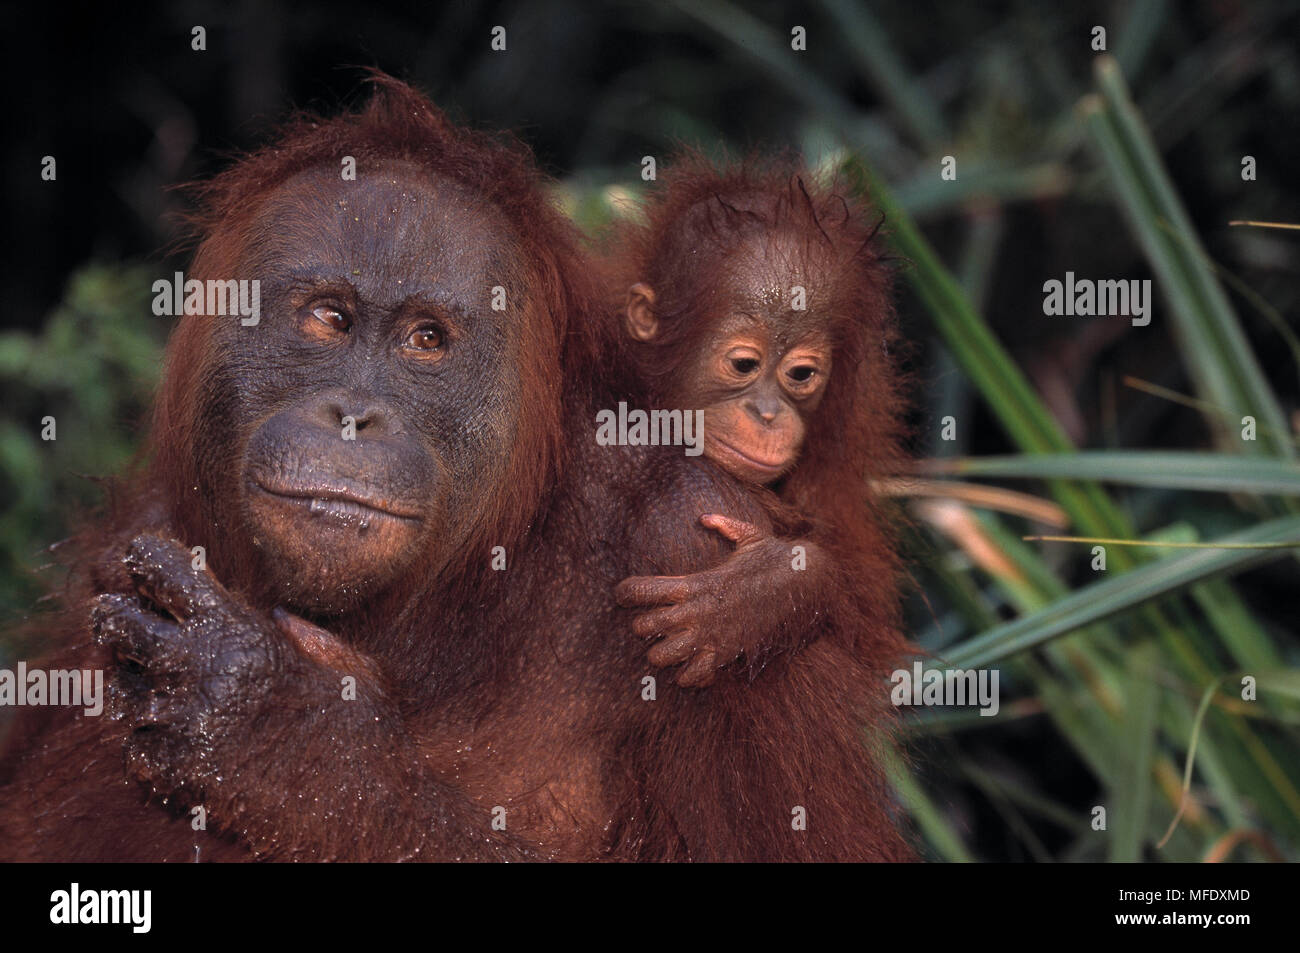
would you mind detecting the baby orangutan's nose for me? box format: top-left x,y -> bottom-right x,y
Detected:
749,396 -> 783,423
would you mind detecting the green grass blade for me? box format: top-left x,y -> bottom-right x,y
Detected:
1085,57 -> 1293,460
933,451 -> 1300,495
942,515 -> 1300,669
816,0 -> 946,149
881,746 -> 975,861
1111,644 -> 1161,861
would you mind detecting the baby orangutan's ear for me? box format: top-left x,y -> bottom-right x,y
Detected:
625,283 -> 659,341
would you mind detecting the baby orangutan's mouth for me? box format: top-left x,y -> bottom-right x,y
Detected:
708,437 -> 794,478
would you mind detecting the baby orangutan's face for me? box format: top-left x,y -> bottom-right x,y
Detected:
625,239 -> 833,485
675,311 -> 830,484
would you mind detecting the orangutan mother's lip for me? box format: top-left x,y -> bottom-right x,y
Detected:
253,480 -> 422,521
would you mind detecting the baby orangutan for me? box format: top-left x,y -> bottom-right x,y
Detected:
610,156 -> 907,687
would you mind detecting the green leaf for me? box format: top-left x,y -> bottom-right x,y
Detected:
936,451 -> 1300,495
942,515 -> 1300,669
1084,58 -> 1293,461
1111,644 -> 1161,862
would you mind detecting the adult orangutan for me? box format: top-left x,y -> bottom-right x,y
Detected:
0,76 -> 912,861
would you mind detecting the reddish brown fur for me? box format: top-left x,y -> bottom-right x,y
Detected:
159,74 -> 598,601
605,153 -> 910,656
596,156 -> 915,857
0,81 -> 913,862
0,76 -> 599,861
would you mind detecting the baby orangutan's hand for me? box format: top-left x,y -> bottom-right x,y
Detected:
615,514 -> 808,688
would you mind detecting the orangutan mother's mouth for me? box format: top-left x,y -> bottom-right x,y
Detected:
253,480 -> 423,522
